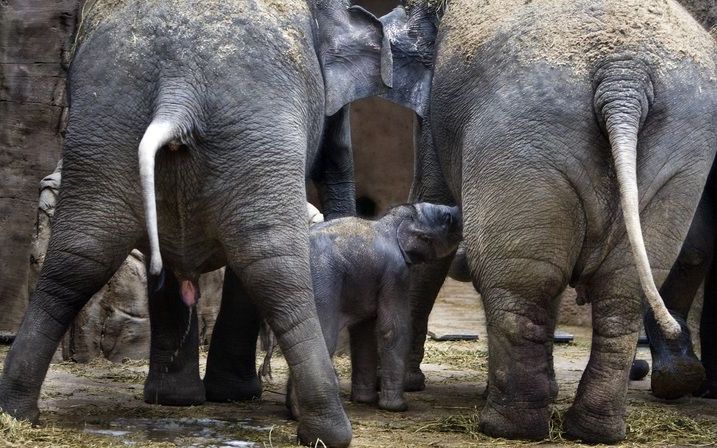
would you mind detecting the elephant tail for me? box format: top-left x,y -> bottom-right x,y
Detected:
593,60 -> 680,339
138,120 -> 178,276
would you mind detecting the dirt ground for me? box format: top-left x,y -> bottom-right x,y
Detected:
1,280 -> 717,448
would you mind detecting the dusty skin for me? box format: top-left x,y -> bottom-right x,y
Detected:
439,0 -> 717,77
1,280 -> 716,447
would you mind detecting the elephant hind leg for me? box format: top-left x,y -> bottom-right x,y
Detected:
648,310 -> 704,400
478,273 -> 566,441
206,157 -> 350,447
566,171 -> 706,441
564,271 -> 644,443
203,268 -> 262,402
471,231 -> 575,439
697,258 -> 717,398
647,183 -> 716,399
223,238 -> 351,447
462,157 -> 581,441
143,269 -> 205,406
0,194 -> 139,422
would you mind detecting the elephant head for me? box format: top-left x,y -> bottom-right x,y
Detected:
396,203 -> 462,264
314,0 -> 393,115
375,1 -> 443,117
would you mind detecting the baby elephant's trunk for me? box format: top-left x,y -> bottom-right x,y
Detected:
593,59 -> 680,339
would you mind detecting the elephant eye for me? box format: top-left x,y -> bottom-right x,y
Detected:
417,233 -> 432,243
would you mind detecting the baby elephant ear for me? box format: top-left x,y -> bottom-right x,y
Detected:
317,4 -> 393,116
397,219 -> 435,265
379,5 -> 438,117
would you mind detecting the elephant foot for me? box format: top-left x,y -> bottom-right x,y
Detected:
564,404 -> 625,443
651,355 -> 705,400
0,384 -> 40,425
629,359 -> 650,381
351,385 -> 378,404
479,401 -> 549,440
378,389 -> 407,412
204,371 -> 262,402
296,399 -> 352,448
144,371 -> 205,406
404,369 -> 426,392
694,379 -> 717,398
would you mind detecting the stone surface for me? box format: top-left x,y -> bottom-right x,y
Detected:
558,288 -> 592,328
0,0 -> 81,332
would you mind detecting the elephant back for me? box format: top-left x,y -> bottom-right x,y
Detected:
437,0 -> 717,79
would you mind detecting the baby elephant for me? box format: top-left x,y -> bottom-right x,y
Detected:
311,202 -> 461,411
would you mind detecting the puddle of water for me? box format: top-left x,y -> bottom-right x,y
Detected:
82,417 -> 271,447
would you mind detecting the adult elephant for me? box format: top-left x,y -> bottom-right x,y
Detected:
201,2 -> 441,405
402,0 -> 717,443
0,0 -> 399,446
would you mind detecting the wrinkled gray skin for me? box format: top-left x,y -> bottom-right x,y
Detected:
296,203 -> 461,413
201,2 -> 442,409
631,0 -> 717,400
0,0 -> 406,446
400,0 -> 717,443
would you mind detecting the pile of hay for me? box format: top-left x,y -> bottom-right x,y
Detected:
415,405 -> 717,446
422,340 -> 488,372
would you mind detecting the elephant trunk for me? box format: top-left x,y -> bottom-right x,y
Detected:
593,59 -> 680,339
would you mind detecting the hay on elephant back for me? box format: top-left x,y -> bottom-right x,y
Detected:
71,0 -> 309,65
439,0 -> 717,77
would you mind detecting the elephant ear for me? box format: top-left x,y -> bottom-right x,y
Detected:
379,4 -> 438,117
397,213 -> 436,265
317,3 -> 393,116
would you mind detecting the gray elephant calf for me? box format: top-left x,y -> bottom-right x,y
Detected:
306,203 -> 461,412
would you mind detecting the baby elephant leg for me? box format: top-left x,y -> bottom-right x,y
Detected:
377,286 -> 411,412
349,320 -> 379,404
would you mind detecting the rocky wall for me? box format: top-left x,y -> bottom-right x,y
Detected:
0,0 -> 81,331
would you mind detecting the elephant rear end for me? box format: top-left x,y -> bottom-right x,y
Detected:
427,0 -> 717,443
0,1 -> 361,446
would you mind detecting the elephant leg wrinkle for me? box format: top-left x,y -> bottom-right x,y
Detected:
0,185 -> 140,422
478,289 -> 557,441
564,278 -> 643,443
